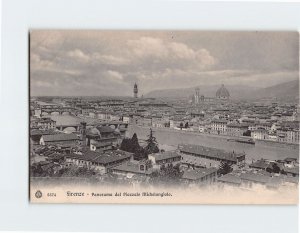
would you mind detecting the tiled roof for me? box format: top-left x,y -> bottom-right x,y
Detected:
112,162 -> 153,175
217,174 -> 242,185
150,151 -> 181,162
65,150 -> 132,165
283,167 -> 299,175
240,172 -> 271,184
42,133 -> 79,142
97,126 -> 115,133
31,129 -> 57,136
179,144 -> 245,162
249,159 -> 269,170
182,168 -> 217,180
211,119 -> 228,123
284,158 -> 298,162
91,141 -> 113,147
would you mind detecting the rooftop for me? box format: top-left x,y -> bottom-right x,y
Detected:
211,119 -> 228,124
182,168 -> 217,180
217,174 -> 242,185
179,144 -> 245,163
42,133 -> 79,142
97,126 -> 115,133
249,159 -> 270,170
149,151 -> 181,162
227,123 -> 249,128
111,161 -> 153,175
283,167 -> 299,175
91,141 -> 113,148
239,172 -> 271,184
31,129 -> 57,136
65,150 -> 132,165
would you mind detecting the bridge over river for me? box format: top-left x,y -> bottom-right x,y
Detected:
49,115 -> 128,132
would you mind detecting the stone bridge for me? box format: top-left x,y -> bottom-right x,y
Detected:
56,121 -> 129,132
41,107 -> 80,116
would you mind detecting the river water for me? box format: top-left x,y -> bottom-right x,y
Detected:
49,114 -> 97,125
128,125 -> 299,162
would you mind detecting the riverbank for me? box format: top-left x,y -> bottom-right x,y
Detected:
128,125 -> 299,162
131,125 -> 299,149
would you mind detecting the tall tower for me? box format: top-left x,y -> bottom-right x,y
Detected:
194,87 -> 200,104
134,83 -> 138,98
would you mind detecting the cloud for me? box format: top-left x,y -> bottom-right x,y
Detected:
31,52 -> 82,77
67,49 -> 90,63
29,31 -> 298,96
30,53 -> 54,70
126,37 -> 216,70
128,37 -> 169,58
106,70 -> 124,82
93,54 -> 129,66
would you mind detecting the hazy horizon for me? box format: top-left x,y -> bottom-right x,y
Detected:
31,77 -> 299,97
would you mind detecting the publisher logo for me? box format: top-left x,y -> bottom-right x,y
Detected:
35,190 -> 42,199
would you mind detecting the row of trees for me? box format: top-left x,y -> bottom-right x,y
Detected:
179,122 -> 189,129
120,129 -> 159,160
217,161 -> 286,176
149,164 -> 183,185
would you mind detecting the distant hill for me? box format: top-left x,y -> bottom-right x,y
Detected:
249,79 -> 299,100
145,79 -> 299,100
145,85 -> 260,99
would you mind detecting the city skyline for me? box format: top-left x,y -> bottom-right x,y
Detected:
30,30 -> 299,204
30,31 -> 299,96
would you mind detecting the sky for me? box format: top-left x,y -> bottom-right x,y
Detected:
30,30 -> 299,96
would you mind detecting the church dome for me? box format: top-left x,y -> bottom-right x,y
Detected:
87,127 -> 100,136
216,84 -> 230,99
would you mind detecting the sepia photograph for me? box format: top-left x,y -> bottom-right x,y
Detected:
29,30 -> 299,204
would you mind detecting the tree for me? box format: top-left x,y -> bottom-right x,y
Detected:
58,166 -> 96,178
266,163 -> 281,174
185,122 -> 189,128
120,138 -> 132,152
149,163 -> 183,185
179,122 -> 184,130
120,133 -> 141,154
144,128 -> 159,154
31,163 -> 45,177
160,163 -> 182,179
134,147 -> 148,161
131,133 -> 140,153
243,130 -> 251,137
218,161 -> 233,175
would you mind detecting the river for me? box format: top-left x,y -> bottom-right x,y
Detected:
128,125 -> 299,162
49,114 -> 98,125
49,115 -> 299,162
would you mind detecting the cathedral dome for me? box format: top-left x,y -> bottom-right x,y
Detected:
216,84 -> 230,99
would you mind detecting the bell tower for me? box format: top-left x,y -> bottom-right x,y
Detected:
133,83 -> 138,98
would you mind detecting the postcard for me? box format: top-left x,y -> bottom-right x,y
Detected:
29,30 -> 299,204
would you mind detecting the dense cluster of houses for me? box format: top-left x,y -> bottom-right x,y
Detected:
30,95 -> 300,145
30,97 -> 299,190
30,126 -> 299,189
